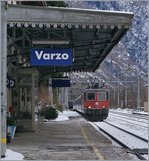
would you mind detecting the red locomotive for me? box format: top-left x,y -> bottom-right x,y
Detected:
73,89 -> 110,121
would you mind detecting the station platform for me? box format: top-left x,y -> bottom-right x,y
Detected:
7,115 -> 133,160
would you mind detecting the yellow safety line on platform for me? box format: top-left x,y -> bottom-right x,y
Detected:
92,144 -> 105,160
1,138 -> 6,143
81,127 -> 105,160
81,127 -> 90,144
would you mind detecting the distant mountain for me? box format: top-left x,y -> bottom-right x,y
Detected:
66,1 -> 147,81
67,1 -> 148,73
66,1 -> 148,108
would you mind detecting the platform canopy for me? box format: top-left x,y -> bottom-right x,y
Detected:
7,5 -> 133,74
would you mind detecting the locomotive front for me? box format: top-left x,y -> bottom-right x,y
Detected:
83,89 -> 109,121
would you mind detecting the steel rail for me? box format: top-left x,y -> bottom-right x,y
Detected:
92,122 -> 147,160
104,121 -> 148,142
110,111 -> 148,120
75,110 -> 147,160
108,115 -> 148,128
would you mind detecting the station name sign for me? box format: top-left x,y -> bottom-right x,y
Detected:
52,78 -> 71,87
30,48 -> 73,66
7,75 -> 15,88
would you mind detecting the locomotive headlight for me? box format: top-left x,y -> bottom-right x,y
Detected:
95,102 -> 99,105
103,106 -> 105,108
88,106 -> 92,108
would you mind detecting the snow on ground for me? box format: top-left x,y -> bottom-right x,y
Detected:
111,108 -> 148,115
62,110 -> 81,117
106,116 -> 148,139
2,109 -> 148,160
111,108 -> 133,113
90,108 -> 148,160
1,149 -> 24,160
91,121 -> 148,149
92,108 -> 148,148
44,110 -> 80,122
44,111 -> 69,122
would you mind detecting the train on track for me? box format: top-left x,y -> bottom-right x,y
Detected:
73,89 -> 110,121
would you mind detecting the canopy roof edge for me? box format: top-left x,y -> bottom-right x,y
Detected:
7,5 -> 133,27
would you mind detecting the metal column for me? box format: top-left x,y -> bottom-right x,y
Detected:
1,1 -> 7,158
0,1 -> 1,157
64,87 -> 69,110
137,69 -> 141,108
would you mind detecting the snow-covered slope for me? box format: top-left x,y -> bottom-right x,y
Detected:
66,1 -> 148,108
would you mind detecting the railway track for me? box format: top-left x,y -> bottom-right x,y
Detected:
110,110 -> 148,120
91,121 -> 148,160
109,111 -> 148,123
108,115 -> 148,128
104,121 -> 148,142
75,110 -> 148,160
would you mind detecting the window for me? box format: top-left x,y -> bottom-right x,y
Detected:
99,92 -> 107,101
87,93 -> 95,100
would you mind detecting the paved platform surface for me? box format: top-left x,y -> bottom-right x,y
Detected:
7,117 -> 133,160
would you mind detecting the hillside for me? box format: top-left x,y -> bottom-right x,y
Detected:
66,1 -> 148,108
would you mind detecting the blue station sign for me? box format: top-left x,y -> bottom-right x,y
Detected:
7,76 -> 15,88
30,48 -> 73,66
52,79 -> 71,87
